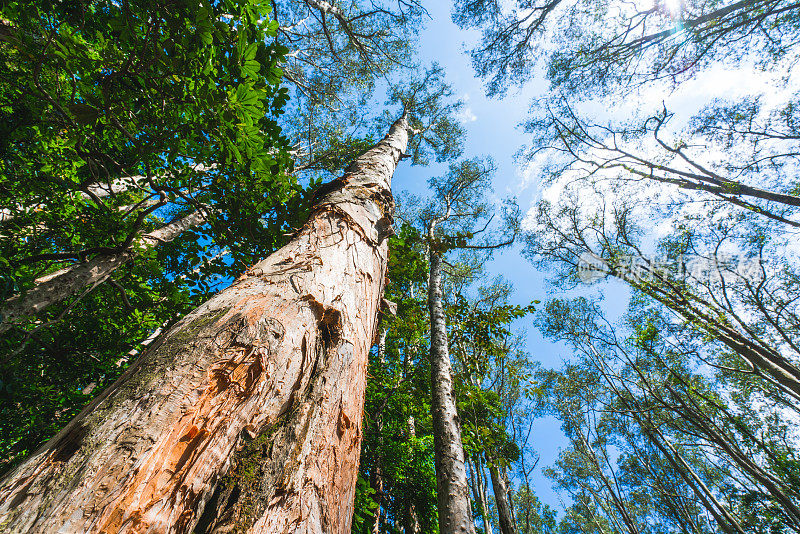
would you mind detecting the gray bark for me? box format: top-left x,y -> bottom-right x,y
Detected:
488,463 -> 516,534
0,210 -> 205,334
645,427 -> 747,534
428,247 -> 476,534
469,457 -> 492,534
0,116 -> 408,533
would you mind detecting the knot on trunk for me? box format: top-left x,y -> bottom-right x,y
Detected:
376,214 -> 395,242
310,175 -> 349,204
226,315 -> 285,354
304,296 -> 343,352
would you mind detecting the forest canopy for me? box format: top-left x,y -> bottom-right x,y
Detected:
1,0 -> 800,533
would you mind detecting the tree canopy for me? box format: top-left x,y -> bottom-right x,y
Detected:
3,1 -> 800,533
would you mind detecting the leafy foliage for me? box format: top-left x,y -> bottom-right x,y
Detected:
453,0 -> 800,96
0,0 -> 300,473
353,224 -> 440,533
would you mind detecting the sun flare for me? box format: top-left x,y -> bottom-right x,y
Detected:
662,0 -> 682,17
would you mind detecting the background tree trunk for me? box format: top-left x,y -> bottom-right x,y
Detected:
369,329 -> 388,534
0,210 -> 204,333
428,247 -> 476,534
404,415 -> 422,534
469,456 -> 493,534
0,117 -> 408,534
488,463 -> 516,534
643,427 -> 746,534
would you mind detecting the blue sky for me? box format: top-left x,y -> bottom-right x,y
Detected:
387,0 -> 795,513
390,1 -> 592,511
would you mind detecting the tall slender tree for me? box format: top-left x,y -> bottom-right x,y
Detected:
527,189 -> 800,404
353,223 -> 440,534
448,284 -> 534,534
453,0 -> 800,96
407,158 -> 519,534
537,295 -> 800,533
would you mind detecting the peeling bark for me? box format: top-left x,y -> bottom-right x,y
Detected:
428,248 -> 476,534
0,117 -> 408,533
0,210 -> 204,334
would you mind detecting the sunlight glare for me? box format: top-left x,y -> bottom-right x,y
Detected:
662,0 -> 682,17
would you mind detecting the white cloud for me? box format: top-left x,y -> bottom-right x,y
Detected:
456,106 -> 477,123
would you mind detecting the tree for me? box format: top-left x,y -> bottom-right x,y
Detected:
0,114 -> 408,532
0,0 -> 307,475
272,0 -> 425,187
0,0 -> 426,478
405,157 -> 519,534
0,0 -> 293,327
524,100 -> 800,229
1,0 -> 428,336
447,2 -> 800,532
386,62 -> 467,166
449,285 -> 535,534
512,487 -> 559,534
274,0 -> 422,113
454,0 -> 800,244
452,0 -> 800,97
527,189 -> 800,405
0,211 -> 204,335
537,296 -> 800,533
352,223 -> 440,534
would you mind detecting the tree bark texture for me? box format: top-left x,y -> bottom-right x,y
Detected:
0,117 -> 408,533
0,210 -> 204,334
428,249 -> 476,534
468,457 -> 492,534
488,464 -> 516,534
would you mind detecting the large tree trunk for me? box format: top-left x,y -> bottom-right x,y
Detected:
488,463 -> 516,534
428,247 -> 476,534
0,210 -> 204,334
0,116 -> 408,533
